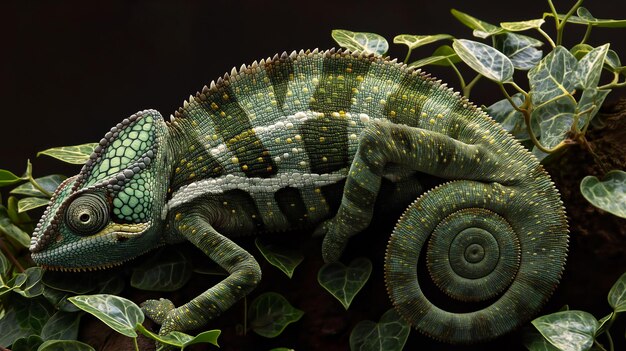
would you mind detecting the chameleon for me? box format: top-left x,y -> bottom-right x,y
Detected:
29,48 -> 568,344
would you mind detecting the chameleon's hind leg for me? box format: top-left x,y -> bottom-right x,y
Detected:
320,119 -> 497,262
143,209 -> 261,336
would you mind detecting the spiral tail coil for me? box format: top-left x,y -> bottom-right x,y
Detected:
385,178 -> 568,343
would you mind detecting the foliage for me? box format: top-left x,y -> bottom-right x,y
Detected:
317,257 -> 372,310
248,292 -> 304,338
331,1 -> 626,219
349,308 -> 410,351
255,238 -> 304,279
526,272 -> 626,351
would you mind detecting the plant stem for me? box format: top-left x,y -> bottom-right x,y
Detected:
579,135 -> 609,173
463,74 -> 482,98
606,330 -> 614,351
450,63 -> 467,96
537,28 -> 556,48
580,24 -> 593,44
404,48 -> 413,64
556,0 -> 585,45
0,237 -> 24,272
133,337 -> 139,351
28,176 -> 52,198
595,340 -> 609,351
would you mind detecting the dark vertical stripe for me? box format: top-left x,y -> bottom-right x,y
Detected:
202,85 -> 277,178
221,189 -> 265,231
319,180 -> 345,215
305,54 -> 372,174
266,56 -> 294,109
275,187 -> 308,227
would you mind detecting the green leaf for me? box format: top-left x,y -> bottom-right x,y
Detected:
0,205 -> 31,247
42,270 -> 99,294
580,170 -> 626,219
37,143 -> 98,164
249,292 -> 304,338
572,44 -> 609,89
487,93 -> 532,140
495,33 -> 543,70
14,267 -> 45,298
571,44 -> 594,60
331,30 -> 388,56
12,335 -> 44,351
318,257 -> 372,309
69,294 -> 144,338
605,50 -> 622,71
450,9 -> 505,38
37,340 -> 95,351
0,295 -> 52,347
7,196 -> 31,225
608,272 -> 626,312
255,238 -> 304,278
453,39 -> 514,82
576,88 -> 610,129
136,324 -> 220,349
349,309 -> 410,351
393,34 -> 453,50
544,8 -> 626,28
18,197 -> 50,213
529,46 -> 577,105
11,175 -> 67,198
500,19 -> 546,31
42,287 -> 79,312
523,330 -> 561,351
0,169 -> 26,187
532,310 -> 599,351
40,311 -> 82,341
597,313 -> 613,334
131,249 -> 192,291
409,45 -> 460,68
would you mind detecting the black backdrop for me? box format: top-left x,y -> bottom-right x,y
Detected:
3,0 -> 626,175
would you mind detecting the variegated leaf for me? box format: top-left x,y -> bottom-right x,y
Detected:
528,46 -> 577,105
331,30 -> 388,56
500,19 -> 545,31
572,44 -> 609,89
450,9 -> 504,38
580,170 -> 626,219
495,33 -> 543,70
453,39 -> 514,82
393,34 -> 453,50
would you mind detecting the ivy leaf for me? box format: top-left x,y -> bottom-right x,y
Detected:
349,308 -> 410,351
544,8 -> 626,28
576,88 -> 610,129
453,39 -> 514,82
570,44 -> 594,60
318,257 -> 372,309
580,170 -> 626,219
0,295 -> 52,347
393,34 -> 453,50
255,238 -> 304,278
532,310 -> 599,351
331,30 -> 388,56
409,45 -> 460,68
532,96 -> 576,151
529,46 -> 577,105
450,9 -> 504,38
495,33 -> 543,70
486,93 -> 532,140
11,335 -> 43,351
18,197 -> 50,213
40,311 -> 82,341
572,44 -> 609,90
13,267 -> 45,298
37,143 -> 98,164
500,19 -> 546,32
69,294 -> 144,337
523,330 -> 561,351
131,248 -> 192,291
0,205 -> 31,247
136,324 -> 220,349
0,169 -> 26,187
37,340 -> 95,351
608,272 -> 626,312
10,175 -> 66,198
249,292 -> 304,338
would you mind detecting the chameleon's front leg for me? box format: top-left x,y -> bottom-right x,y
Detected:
143,209 -> 261,335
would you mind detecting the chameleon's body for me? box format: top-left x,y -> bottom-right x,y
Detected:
30,49 -> 568,343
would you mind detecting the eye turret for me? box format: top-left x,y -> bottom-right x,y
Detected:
65,193 -> 109,235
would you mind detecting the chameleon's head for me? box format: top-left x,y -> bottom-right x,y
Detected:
30,110 -> 171,271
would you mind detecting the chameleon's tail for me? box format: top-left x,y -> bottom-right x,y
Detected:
384,179 -> 568,343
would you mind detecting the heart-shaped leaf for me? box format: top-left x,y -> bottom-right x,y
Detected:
136,324 -> 220,349
37,340 -> 95,351
11,175 -> 67,198
18,197 -> 50,213
0,295 -> 52,347
451,9 -> 505,38
40,311 -> 82,341
409,45 -> 460,68
453,39 -> 514,82
608,272 -> 626,311
572,44 -> 609,89
255,238 -> 303,278
500,19 -> 546,32
318,257 -> 372,309
580,170 -> 626,219
331,30 -> 388,56
349,308 -> 410,351
69,294 -> 144,337
249,292 -> 304,338
393,34 -> 453,50
13,267 -> 44,298
42,271 -> 99,294
532,310 -> 599,351
529,46 -> 577,105
544,8 -> 626,28
523,330 -> 561,351
42,287 -> 80,313
131,249 -> 192,291
11,335 -> 43,351
37,143 -> 98,164
495,33 -> 543,70
0,169 -> 26,187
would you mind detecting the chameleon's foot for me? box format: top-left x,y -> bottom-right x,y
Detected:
141,298 -> 175,325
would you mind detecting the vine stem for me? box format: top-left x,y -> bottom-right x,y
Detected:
580,24 -> 593,44
404,48 -> 413,64
549,0 -> 585,46
0,237 -> 24,272
133,336 -> 139,351
537,28 -> 556,48
450,62 -> 467,97
463,74 -> 482,98
606,329 -> 614,351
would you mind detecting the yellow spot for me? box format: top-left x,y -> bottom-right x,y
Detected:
390,110 -> 396,117
315,188 -> 321,193
429,118 -> 435,124
189,173 -> 195,179
189,145 -> 195,151
231,157 -> 239,164
295,134 -> 302,141
220,111 -> 226,117
286,138 -> 293,143
175,213 -> 182,221
175,167 -> 181,173
356,75 -> 364,82
242,164 -> 248,171
275,138 -> 281,143
309,207 -> 316,211
319,137 -> 325,142
322,156 -> 328,162
211,102 -> 219,110
222,93 -> 229,100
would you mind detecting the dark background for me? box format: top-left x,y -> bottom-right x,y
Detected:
2,0 -> 626,174
3,1 -> 626,350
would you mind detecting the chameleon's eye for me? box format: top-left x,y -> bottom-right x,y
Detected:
65,193 -> 109,235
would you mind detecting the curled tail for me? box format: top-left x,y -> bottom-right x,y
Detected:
385,177 -> 568,343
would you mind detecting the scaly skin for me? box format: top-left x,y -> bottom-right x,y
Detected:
30,49 -> 568,343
